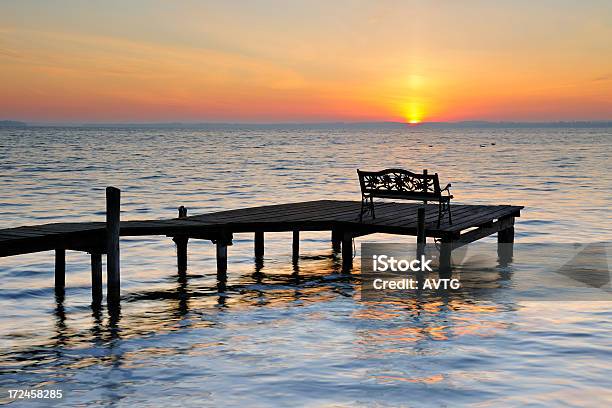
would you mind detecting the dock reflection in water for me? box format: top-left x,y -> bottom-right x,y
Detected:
0,244 -> 578,406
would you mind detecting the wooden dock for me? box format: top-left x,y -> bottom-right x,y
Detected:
0,187 -> 522,304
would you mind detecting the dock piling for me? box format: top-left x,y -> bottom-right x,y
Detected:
498,218 -> 515,264
215,230 -> 232,280
90,252 -> 103,302
342,232 -> 353,271
106,186 -> 121,303
174,237 -> 188,273
173,206 -> 189,273
331,229 -> 342,253
292,231 -> 300,263
216,241 -> 228,276
54,249 -> 65,291
254,231 -> 264,259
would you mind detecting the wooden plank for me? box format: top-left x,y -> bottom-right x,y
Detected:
330,206 -> 491,238
392,204 -> 483,229
353,204 -> 483,235
21,223 -> 103,233
219,200 -> 359,224
330,201 -> 408,223
274,202 -> 364,222
189,200 -> 336,223
194,201 -> 363,232
188,200 -> 330,220
445,206 -> 521,233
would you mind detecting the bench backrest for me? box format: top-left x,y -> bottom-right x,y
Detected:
357,168 -> 441,198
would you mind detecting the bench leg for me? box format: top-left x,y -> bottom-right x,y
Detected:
437,202 -> 442,228
448,202 -> 452,225
370,197 -> 375,219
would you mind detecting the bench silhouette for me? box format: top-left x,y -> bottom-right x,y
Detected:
357,168 -> 453,226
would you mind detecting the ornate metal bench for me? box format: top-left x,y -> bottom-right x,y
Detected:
357,168 -> 453,226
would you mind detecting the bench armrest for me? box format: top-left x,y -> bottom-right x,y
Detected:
441,183 -> 452,195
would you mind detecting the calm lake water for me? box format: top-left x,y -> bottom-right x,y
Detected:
0,126 -> 611,407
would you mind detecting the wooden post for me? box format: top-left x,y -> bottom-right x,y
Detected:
422,169 -> 428,205
417,207 -> 426,257
216,230 -> 231,280
342,231 -> 353,272
174,237 -> 188,273
498,220 -> 515,265
292,230 -> 300,263
216,240 -> 228,277
254,231 -> 264,259
91,252 -> 102,302
106,186 -> 121,303
55,249 -> 65,290
173,206 -> 188,273
331,229 -> 342,253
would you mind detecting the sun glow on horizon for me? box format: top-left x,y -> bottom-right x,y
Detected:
401,100 -> 425,125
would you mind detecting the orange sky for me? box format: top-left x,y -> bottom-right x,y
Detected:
1,1 -> 611,123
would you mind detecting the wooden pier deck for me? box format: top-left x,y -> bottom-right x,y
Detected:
0,193 -> 522,303
0,200 -> 521,256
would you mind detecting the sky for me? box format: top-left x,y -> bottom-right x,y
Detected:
1,0 -> 611,123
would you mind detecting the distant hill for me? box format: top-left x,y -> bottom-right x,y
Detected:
0,120 -> 27,127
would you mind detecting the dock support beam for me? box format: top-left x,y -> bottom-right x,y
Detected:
342,232 -> 353,272
331,229 -> 342,253
90,252 -> 102,302
106,186 -> 121,304
254,231 -> 264,259
292,231 -> 300,263
55,249 -> 65,291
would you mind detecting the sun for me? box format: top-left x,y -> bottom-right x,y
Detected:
401,101 -> 425,125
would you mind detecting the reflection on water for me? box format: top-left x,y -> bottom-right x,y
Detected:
1,127 -> 611,406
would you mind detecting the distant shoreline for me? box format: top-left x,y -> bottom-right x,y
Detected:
2,120 -> 612,129
0,120 -> 27,128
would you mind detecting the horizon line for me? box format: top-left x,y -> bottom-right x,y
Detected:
3,119 -> 612,127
